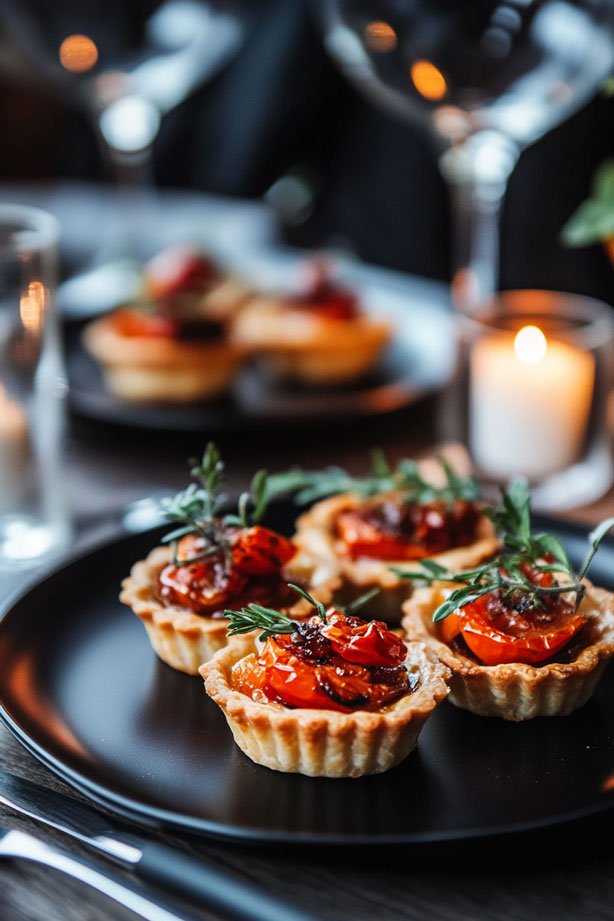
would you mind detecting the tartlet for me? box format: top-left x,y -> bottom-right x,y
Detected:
83,243 -> 251,402
120,445 -> 337,674
402,580 -> 614,721
400,480 -> 614,720
231,257 -> 390,385
288,452 -> 499,622
200,598 -> 450,777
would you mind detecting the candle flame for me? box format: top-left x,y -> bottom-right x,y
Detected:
410,60 -> 447,100
514,325 -> 547,365
364,21 -> 398,52
59,34 -> 98,73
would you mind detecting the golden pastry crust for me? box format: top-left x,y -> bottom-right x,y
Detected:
293,492 -> 499,621
120,545 -> 340,675
82,314 -> 245,402
200,639 -> 450,777
231,297 -> 391,384
401,580 -> 614,720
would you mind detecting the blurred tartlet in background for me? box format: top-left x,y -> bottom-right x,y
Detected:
231,257 -> 391,385
82,243 -> 252,402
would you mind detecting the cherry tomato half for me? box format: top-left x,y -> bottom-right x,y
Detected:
231,525 -> 296,575
321,616 -> 407,667
440,592 -> 586,666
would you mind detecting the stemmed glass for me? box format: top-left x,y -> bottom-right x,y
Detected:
0,0 -> 254,315
318,1 -> 614,312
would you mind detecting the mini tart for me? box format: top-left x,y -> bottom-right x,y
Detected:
200,639 -> 450,777
231,297 -> 391,385
293,493 -> 499,622
120,545 -> 340,675
82,314 -> 245,403
401,580 -> 614,721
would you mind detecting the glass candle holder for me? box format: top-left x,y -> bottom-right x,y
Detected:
443,290 -> 614,511
0,204 -> 72,569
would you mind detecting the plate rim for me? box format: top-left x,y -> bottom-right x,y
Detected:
1,514 -> 614,847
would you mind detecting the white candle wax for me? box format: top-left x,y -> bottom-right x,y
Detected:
0,385 -> 29,512
469,327 -> 595,480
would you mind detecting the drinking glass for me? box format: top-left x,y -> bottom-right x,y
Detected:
0,0 -> 254,315
0,205 -> 72,569
319,1 -> 614,311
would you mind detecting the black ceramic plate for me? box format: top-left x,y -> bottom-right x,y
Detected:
64,281 -> 455,432
1,505 -> 614,847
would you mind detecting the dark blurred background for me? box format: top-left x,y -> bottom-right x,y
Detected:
0,0 -> 612,302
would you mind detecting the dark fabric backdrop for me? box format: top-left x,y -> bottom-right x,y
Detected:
0,0 -> 612,302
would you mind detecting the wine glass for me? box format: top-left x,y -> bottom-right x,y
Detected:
318,1 -> 614,312
0,0 -> 255,316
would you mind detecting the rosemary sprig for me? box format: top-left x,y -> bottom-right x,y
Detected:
266,450 -> 480,506
225,603 -> 297,641
225,584 -> 383,641
392,478 -> 614,622
159,442 -> 277,565
225,583 -> 328,638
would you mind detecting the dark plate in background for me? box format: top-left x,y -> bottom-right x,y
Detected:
1,505 -> 613,847
64,264 -> 455,432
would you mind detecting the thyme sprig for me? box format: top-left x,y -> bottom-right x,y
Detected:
266,450 -> 480,506
225,584 -> 381,639
391,478 -> 614,622
159,442 -> 275,566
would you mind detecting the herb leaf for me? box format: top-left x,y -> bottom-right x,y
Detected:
392,479 -> 612,622
268,453 -> 480,507
224,583 -> 330,638
561,159 -> 614,247
578,517 -> 614,580
225,603 -> 296,640
160,444 -> 279,565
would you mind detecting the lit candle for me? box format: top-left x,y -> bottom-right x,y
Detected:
0,385 -> 29,512
469,324 -> 595,480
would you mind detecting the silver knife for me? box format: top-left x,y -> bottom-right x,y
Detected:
0,771 -> 319,921
0,826 -> 197,921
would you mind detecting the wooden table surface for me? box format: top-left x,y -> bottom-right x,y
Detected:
2,385 -> 614,921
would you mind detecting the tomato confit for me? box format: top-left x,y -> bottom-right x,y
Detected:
157,526 -> 297,617
156,443 -> 298,618
397,479 -> 614,667
226,591 -> 413,712
335,497 -> 481,561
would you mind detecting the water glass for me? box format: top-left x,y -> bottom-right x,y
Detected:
0,204 -> 72,568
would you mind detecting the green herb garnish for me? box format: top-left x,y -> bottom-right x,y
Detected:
224,583 -> 383,639
160,442 -> 276,566
392,478 -> 614,622
266,450 -> 479,506
225,583 -> 328,638
561,158 -> 614,247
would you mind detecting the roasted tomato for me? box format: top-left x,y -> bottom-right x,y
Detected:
440,590 -> 587,666
158,528 -> 296,615
321,615 -> 407,666
230,525 -> 296,575
143,244 -> 216,299
295,284 -> 359,321
158,553 -> 247,616
335,498 -> 480,561
232,611 -> 410,712
112,308 -> 177,339
293,259 -> 359,321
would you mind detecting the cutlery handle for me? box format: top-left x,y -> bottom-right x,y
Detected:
5,829 -> 198,921
137,843 -> 320,921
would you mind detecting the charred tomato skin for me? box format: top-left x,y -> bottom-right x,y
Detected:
335,498 -> 480,561
439,589 -> 587,666
232,610 -> 410,712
